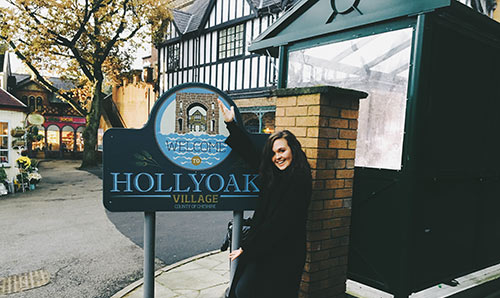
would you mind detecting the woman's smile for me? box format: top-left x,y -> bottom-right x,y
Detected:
272,138 -> 293,170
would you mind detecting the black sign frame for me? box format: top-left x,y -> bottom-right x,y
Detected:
103,83 -> 268,212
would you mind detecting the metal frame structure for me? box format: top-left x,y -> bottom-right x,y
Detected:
249,0 -> 500,296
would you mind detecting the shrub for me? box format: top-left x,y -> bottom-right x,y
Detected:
0,167 -> 7,181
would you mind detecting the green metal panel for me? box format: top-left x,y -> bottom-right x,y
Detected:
287,17 -> 416,54
345,15 -> 422,296
410,10 -> 500,292
249,0 -> 451,56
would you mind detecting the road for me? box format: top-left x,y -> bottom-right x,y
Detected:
106,211 -> 234,265
88,164 -> 237,266
0,160 -> 161,298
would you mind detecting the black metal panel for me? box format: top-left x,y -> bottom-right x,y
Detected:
348,5 -> 500,297
348,168 -> 410,293
410,11 -> 500,292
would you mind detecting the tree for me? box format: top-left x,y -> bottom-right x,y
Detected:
0,0 -> 171,167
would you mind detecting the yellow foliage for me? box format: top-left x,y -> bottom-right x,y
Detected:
0,0 -> 172,165
0,0 -> 172,92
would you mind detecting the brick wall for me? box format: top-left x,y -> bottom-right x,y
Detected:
273,86 -> 367,298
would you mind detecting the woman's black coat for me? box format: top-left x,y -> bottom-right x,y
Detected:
225,122 -> 312,298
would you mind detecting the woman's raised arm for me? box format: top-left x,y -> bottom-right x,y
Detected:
218,99 -> 261,171
218,99 -> 235,123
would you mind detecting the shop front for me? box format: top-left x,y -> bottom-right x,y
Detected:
31,115 -> 86,159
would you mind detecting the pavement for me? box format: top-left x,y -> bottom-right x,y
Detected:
111,248 -> 500,298
0,160 -> 151,298
111,250 -> 230,298
3,160 -> 499,298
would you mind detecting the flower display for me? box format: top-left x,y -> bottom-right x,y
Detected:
16,156 -> 31,170
13,155 -> 42,191
28,172 -> 42,184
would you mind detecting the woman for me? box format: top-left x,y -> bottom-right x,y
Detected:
219,101 -> 312,298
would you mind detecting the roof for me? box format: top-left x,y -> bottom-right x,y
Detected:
248,0 -> 453,56
248,0 -> 500,56
172,0 -> 211,34
184,0 -> 211,33
102,93 -> 125,128
48,77 -> 75,91
13,73 -> 30,85
14,73 -> 75,91
172,10 -> 193,34
0,87 -> 26,109
249,0 -> 281,9
170,0 -> 295,36
13,73 -> 76,104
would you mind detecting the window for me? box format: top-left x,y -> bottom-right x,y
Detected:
76,126 -> 84,152
61,126 -> 74,152
210,120 -> 215,132
36,97 -> 43,111
167,43 -> 180,72
0,122 -> 9,165
218,24 -> 245,60
288,28 -> 413,170
27,96 -> 43,112
28,96 -> 35,112
47,125 -> 60,151
31,127 -> 45,151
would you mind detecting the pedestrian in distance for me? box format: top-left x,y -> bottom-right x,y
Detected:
218,100 -> 312,298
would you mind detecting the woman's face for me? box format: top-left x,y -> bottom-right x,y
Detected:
271,138 -> 293,171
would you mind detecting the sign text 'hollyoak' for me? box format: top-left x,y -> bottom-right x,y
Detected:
103,83 -> 268,212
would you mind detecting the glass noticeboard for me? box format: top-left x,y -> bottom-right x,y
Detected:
288,27 -> 413,170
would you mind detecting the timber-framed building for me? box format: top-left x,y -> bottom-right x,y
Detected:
157,0 -> 296,133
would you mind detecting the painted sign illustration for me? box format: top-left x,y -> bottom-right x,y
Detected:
155,88 -> 230,170
103,83 -> 268,212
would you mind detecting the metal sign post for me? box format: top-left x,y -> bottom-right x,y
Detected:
144,212 -> 156,298
230,211 -> 243,281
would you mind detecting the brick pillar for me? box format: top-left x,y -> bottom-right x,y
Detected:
273,86 -> 367,298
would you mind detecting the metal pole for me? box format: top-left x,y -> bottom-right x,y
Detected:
230,210 -> 243,281
257,112 -> 263,133
144,211 -> 156,298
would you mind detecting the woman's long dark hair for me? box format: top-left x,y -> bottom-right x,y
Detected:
259,130 -> 311,191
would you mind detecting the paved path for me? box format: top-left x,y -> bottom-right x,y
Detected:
113,251 -> 230,298
0,160 -> 162,298
113,250 -> 500,298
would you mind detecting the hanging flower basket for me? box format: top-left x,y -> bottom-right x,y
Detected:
11,128 -> 26,137
12,139 -> 26,147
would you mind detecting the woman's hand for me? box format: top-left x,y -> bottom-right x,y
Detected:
229,247 -> 243,261
218,99 -> 235,123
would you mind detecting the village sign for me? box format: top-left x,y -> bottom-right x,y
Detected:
103,83 -> 267,212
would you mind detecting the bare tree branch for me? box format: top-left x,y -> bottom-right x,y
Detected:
0,37 -> 88,116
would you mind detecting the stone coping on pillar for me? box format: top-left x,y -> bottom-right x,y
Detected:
273,86 -> 368,99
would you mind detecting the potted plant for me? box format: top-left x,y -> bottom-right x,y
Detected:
16,155 -> 31,170
28,172 -> 42,185
0,167 -> 8,196
0,167 -> 7,182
